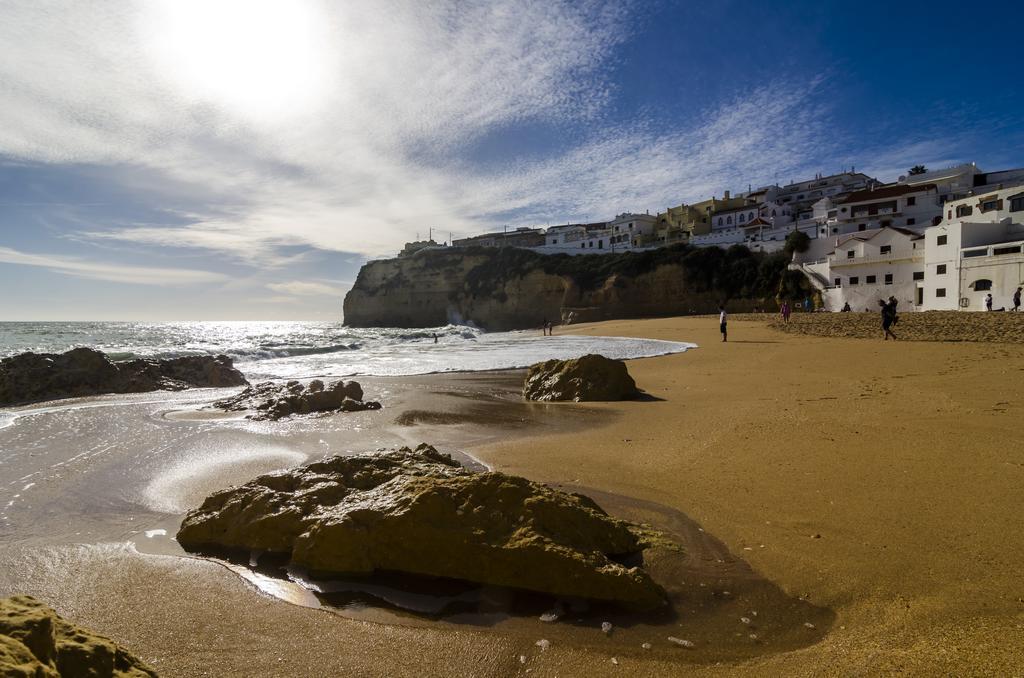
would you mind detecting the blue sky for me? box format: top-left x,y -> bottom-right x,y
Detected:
1,0 -> 1022,320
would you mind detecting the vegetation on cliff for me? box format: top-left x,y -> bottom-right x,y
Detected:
344,243 -> 816,329
447,243 -> 790,300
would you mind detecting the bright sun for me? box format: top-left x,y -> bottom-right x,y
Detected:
142,0 -> 330,120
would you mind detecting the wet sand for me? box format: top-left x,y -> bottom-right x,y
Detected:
3,318 -> 1023,675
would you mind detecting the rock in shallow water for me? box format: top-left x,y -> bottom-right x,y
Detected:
177,445 -> 666,610
212,379 -> 381,421
0,347 -> 247,407
0,595 -> 156,677
523,354 -> 639,402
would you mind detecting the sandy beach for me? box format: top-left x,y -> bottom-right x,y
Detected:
3,316 -> 1024,676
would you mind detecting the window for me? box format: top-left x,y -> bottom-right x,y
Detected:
972,279 -> 992,291
597,240 -> 603,249
947,210 -> 953,220
849,276 -> 859,285
866,275 -> 877,284
937,264 -> 947,275
739,213 -> 746,223
956,205 -> 973,218
937,235 -> 948,246
994,245 -> 1022,255
906,218 -> 916,225
772,209 -> 778,217
1011,196 -> 1024,212
832,228 -> 839,234
936,288 -> 946,297
834,278 -> 841,287
913,271 -> 925,281
727,216 -> 732,225
980,199 -> 1001,212
880,245 -> 892,254
858,224 -> 867,231
718,217 -> 723,226
841,207 -> 848,213
847,250 -> 855,259
884,273 -> 893,285
907,196 -> 916,206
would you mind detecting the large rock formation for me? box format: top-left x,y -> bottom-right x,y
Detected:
177,445 -> 666,610
0,347 -> 248,407
0,595 -> 156,677
343,244 -> 787,330
523,354 -> 640,402
212,379 -> 381,421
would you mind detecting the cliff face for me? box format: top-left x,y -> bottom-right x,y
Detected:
343,246 -> 787,330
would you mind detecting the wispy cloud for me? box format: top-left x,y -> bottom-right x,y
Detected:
0,246 -> 227,285
266,281 -> 346,297
0,0 -> 1000,271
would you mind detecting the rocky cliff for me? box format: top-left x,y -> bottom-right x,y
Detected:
343,245 -> 790,330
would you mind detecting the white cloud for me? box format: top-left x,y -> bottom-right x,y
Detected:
0,0 -> 986,269
0,246 -> 227,285
266,281 -> 345,297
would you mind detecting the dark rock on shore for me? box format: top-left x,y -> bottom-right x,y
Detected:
212,379 -> 381,421
0,347 -> 247,407
523,354 -> 639,401
177,445 -> 666,610
0,595 -> 157,677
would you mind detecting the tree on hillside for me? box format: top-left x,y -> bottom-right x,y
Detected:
783,230 -> 810,256
908,165 -> 928,175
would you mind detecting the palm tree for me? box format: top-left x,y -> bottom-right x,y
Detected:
908,165 -> 927,175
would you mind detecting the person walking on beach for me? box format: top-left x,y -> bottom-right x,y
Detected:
1014,287 -> 1022,312
541,318 -> 549,336
985,293 -> 993,312
888,296 -> 899,325
780,301 -> 791,323
879,299 -> 897,340
719,304 -> 728,342
433,333 -> 439,344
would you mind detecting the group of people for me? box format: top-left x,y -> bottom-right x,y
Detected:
985,288 -> 1023,312
540,318 -> 554,336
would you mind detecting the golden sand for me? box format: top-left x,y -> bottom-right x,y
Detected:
765,309 -> 1024,342
478,316 -> 1024,674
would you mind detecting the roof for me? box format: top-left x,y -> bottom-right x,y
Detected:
834,226 -> 922,247
743,217 -> 772,227
839,183 -> 936,204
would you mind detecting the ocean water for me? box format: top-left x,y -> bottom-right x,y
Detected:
0,321 -> 694,381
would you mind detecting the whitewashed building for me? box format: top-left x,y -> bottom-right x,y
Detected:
920,185 -> 1024,311
796,227 -> 925,312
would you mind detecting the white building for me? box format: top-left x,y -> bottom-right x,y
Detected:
608,213 -> 657,248
796,227 -> 925,312
920,185 -> 1024,311
824,183 -> 940,236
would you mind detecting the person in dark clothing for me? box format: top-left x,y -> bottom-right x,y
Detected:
879,299 -> 897,340
888,296 -> 899,325
1014,287 -> 1022,312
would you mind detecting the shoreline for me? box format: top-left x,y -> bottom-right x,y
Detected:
3,316 -> 1023,674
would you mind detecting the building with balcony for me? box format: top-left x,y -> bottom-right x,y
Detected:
821,183 -> 941,237
796,227 -> 925,312
920,185 -> 1024,311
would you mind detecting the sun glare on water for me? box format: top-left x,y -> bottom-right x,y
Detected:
141,0 -> 331,120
